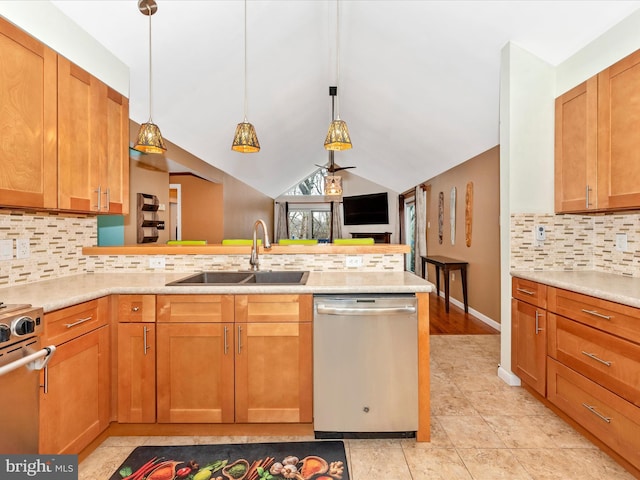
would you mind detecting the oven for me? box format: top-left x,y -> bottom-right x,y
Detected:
0,303 -> 54,453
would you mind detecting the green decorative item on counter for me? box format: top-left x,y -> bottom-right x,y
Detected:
278,239 -> 318,245
222,239 -> 261,245
333,238 -> 374,245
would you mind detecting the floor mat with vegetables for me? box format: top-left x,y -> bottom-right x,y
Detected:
109,441 -> 349,480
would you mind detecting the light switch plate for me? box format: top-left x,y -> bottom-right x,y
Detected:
149,256 -> 166,269
16,238 -> 29,259
616,233 -> 628,252
345,255 -> 363,267
0,239 -> 12,260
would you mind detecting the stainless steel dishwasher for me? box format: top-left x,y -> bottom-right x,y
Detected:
313,294 -> 418,438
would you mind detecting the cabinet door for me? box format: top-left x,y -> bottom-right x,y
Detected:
117,323 -> 156,423
104,86 -> 129,214
554,77 -> 598,213
0,18 -> 57,209
598,49 -> 640,210
156,322 -> 234,423
39,325 -> 110,454
511,298 -> 546,396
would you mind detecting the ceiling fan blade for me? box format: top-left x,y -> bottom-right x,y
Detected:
333,166 -> 356,172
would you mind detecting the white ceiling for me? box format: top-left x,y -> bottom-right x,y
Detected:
50,0 -> 640,198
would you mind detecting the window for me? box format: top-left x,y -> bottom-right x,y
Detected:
281,168 -> 332,241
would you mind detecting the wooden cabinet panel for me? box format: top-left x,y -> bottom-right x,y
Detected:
39,325 -> 110,454
555,77 -> 598,213
156,322 -> 235,423
548,287 -> 640,344
117,323 -> 156,423
235,321 -> 313,423
598,48 -> 640,210
511,297 -> 546,396
235,294 -> 313,323
512,277 -> 547,309
43,297 -> 107,346
157,294 -> 234,323
0,18 -> 57,209
117,295 -> 156,323
547,358 -> 640,471
548,314 -> 640,407
105,86 -> 129,214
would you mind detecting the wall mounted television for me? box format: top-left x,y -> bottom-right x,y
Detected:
342,192 -> 389,225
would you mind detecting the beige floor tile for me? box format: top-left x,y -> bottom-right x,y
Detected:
401,417 -> 453,449
142,436 -> 199,446
430,383 -> 478,416
403,447 -> 473,480
464,387 -> 551,417
457,448 -> 534,480
79,446 -> 134,480
437,416 -> 506,449
348,446 -> 412,480
528,415 -> 597,449
483,415 -> 554,449
346,438 -> 403,450
96,435 -> 148,447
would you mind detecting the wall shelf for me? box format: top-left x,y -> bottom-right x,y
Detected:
137,193 -> 161,244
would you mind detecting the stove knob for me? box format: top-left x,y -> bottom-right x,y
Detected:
0,324 -> 10,343
12,316 -> 35,336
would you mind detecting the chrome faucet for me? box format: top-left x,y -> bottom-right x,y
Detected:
250,219 -> 272,271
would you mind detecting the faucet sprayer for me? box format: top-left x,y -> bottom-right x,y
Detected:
250,219 -> 272,271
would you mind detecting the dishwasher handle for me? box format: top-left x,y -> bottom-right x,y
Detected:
316,304 -> 416,316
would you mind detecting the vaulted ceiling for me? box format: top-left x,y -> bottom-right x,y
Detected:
50,0 -> 640,198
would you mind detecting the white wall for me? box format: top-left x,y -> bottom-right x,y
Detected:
0,1 -> 128,95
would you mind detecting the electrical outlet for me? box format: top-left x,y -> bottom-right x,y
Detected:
535,225 -> 546,241
616,233 -> 628,252
345,255 -> 363,267
148,256 -> 166,269
0,239 -> 12,260
16,238 -> 30,259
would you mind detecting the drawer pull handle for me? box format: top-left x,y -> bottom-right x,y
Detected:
223,326 -> 229,355
64,316 -> 92,328
581,351 -> 612,367
131,306 -> 140,312
582,403 -> 611,423
516,288 -> 535,296
535,311 -> 543,335
581,309 -> 611,320
143,326 -> 150,355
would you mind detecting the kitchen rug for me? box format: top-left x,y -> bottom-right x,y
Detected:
109,440 -> 349,480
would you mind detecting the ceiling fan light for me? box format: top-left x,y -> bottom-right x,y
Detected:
232,121 -> 260,153
324,175 -> 343,196
134,121 -> 167,154
324,119 -> 352,151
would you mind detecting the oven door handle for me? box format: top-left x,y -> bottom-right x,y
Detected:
0,345 -> 56,377
316,304 -> 417,315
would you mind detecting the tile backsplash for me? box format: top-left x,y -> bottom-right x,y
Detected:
511,213 -> 640,276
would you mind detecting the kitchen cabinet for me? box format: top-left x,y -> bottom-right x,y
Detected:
116,295 -> 156,423
39,298 -> 110,454
235,294 -> 313,423
155,294 -> 312,424
58,56 -> 129,214
511,278 -> 547,396
554,77 -> 598,213
0,18 -> 57,209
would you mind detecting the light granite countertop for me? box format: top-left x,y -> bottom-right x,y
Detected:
511,270 -> 640,309
0,271 -> 433,312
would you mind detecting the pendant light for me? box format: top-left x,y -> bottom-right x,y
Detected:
324,0 -> 352,151
232,0 -> 260,153
324,89 -> 343,196
134,0 -> 167,154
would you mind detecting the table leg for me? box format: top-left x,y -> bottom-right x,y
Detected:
421,257 -> 427,279
461,267 -> 468,313
434,266 -> 441,297
444,266 -> 450,313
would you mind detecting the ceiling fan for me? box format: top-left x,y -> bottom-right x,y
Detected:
316,86 -> 355,173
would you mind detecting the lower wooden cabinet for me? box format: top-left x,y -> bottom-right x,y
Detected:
511,297 -> 547,396
39,324 -> 110,454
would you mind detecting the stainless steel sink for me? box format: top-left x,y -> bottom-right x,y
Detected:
166,271 -> 309,286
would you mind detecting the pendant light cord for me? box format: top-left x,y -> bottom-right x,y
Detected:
335,0 -> 341,120
147,4 -> 154,122
243,0 -> 248,121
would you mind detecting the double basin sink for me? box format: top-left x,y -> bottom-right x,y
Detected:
167,270 -> 309,286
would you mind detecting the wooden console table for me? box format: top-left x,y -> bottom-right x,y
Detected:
351,232 -> 391,243
421,255 -> 468,313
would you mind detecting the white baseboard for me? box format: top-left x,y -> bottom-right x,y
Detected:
498,366 -> 521,386
435,290 -> 501,332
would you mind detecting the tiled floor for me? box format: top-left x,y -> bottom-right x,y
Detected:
80,335 -> 635,479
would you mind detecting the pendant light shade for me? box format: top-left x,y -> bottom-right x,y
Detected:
232,0 -> 260,153
324,175 -> 343,196
134,0 -> 166,154
324,0 -> 352,151
232,120 -> 260,153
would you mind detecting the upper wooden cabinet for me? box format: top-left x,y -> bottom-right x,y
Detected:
58,57 -> 129,214
556,48 -> 640,213
0,18 -> 57,209
555,77 -> 598,213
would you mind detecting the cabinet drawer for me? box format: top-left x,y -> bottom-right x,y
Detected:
44,298 -> 107,346
157,295 -> 234,323
548,314 -> 640,407
547,358 -> 640,471
235,294 -> 313,323
117,295 -> 155,323
548,287 -> 640,343
512,278 -> 547,308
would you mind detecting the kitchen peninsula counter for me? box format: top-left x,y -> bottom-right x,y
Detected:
0,271 -> 432,313
511,270 -> 640,308
82,244 -> 410,255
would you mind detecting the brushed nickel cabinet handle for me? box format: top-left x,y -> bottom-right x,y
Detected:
143,326 -> 150,355
237,325 -> 243,354
224,326 -> 229,355
103,187 -> 110,211
94,186 -> 101,211
581,309 -> 611,320
516,288 -> 535,296
581,351 -> 612,367
64,316 -> 92,328
535,311 -> 543,335
586,185 -> 591,208
582,403 -> 611,423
